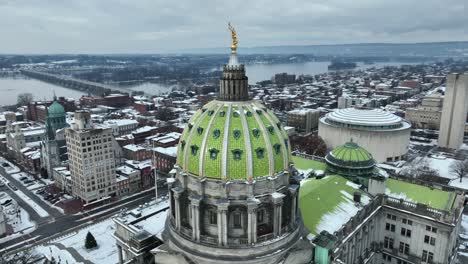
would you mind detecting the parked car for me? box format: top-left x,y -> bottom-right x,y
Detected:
36,189 -> 45,194
1,198 -> 12,206
19,176 -> 28,181
7,183 -> 17,191
23,180 -> 33,184
1,162 -> 9,167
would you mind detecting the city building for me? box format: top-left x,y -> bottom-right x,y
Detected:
152,146 -> 177,174
297,142 -> 464,264
318,108 -> 411,162
438,73 -> 468,149
274,72 -> 296,85
0,205 -> 6,237
40,96 -> 68,178
65,110 -> 117,203
103,119 -> 139,136
287,109 -> 320,134
405,93 -> 443,129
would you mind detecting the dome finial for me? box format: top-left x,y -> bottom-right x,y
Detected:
228,22 -> 238,51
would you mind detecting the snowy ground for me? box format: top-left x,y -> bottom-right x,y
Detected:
35,218 -> 118,264
0,192 -> 36,235
34,200 -> 169,264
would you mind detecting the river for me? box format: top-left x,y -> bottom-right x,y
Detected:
0,76 -> 87,106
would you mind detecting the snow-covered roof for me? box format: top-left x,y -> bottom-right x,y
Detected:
153,146 -> 177,157
325,108 -> 404,127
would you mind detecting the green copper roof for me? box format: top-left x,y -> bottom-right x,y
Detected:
177,100 -> 291,180
299,175 -> 370,235
330,141 -> 373,162
48,99 -> 65,118
386,178 -> 455,210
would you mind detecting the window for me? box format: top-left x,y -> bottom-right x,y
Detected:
252,128 -> 260,138
256,148 -> 265,159
233,129 -> 241,139
273,143 -> 281,154
232,149 -> 243,161
384,237 -> 394,249
385,223 -> 395,232
257,210 -> 264,223
424,235 -> 436,246
209,210 -> 217,224
233,213 -> 242,228
386,213 -> 397,221
399,242 -> 410,255
426,225 -> 437,233
401,227 -> 411,237
209,148 -> 219,160
402,218 -> 413,225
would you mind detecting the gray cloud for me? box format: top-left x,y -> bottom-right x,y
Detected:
0,0 -> 466,53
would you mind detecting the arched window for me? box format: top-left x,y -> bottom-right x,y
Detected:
191,145 -> 199,156
252,128 -> 260,138
213,129 -> 221,139
232,149 -> 243,160
209,148 -> 219,160
256,147 -> 265,159
197,127 -> 204,135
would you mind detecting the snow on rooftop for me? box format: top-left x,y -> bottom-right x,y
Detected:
153,146 -> 177,157
325,108 -> 403,127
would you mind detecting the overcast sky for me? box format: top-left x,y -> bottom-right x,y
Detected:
0,0 -> 467,54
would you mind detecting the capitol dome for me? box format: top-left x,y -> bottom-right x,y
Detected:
160,26 -> 301,264
177,100 -> 291,180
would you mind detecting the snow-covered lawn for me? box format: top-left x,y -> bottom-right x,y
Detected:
9,186 -> 49,218
35,245 -> 84,264
35,219 -> 118,264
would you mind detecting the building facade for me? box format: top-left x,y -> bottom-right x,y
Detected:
438,73 -> 468,149
287,109 -> 320,134
406,93 -> 443,129
318,108 -> 411,162
65,111 -> 117,203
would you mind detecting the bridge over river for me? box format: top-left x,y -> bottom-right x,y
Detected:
21,70 -> 130,96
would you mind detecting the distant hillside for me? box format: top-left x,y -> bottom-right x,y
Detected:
184,41 -> 468,57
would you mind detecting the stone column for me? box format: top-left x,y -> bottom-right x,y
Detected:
172,187 -> 184,231
289,185 -> 299,227
189,195 -> 202,242
247,198 -> 259,244
217,199 -> 230,246
117,245 -> 123,264
271,192 -> 285,237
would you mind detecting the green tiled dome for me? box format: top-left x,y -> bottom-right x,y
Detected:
48,98 -> 65,118
177,100 -> 291,180
325,141 -> 375,176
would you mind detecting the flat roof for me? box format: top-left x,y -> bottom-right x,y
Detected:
292,156 -> 327,171
386,178 -> 455,211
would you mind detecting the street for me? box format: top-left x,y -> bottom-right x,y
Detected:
0,161 -> 167,253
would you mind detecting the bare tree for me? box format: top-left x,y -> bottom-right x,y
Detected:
450,159 -> 468,183
400,158 -> 439,180
17,93 -> 33,106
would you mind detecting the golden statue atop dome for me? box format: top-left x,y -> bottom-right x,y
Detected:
228,22 -> 238,51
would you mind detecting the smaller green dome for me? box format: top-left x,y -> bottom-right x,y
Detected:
48,99 -> 65,118
325,141 -> 375,180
